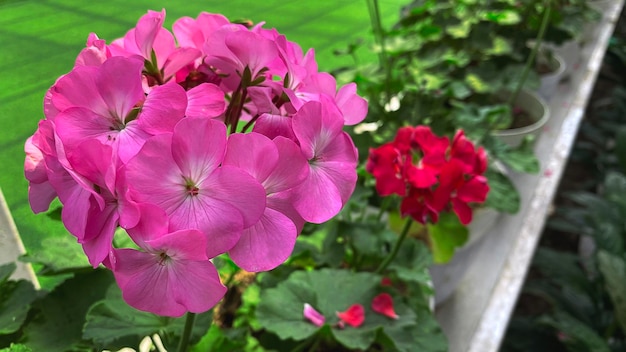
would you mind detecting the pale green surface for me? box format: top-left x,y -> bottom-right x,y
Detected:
0,0 -> 402,255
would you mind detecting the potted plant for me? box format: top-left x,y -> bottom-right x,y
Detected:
5,7 -> 458,352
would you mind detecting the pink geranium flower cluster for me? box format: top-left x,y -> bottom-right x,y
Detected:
24,9 -> 366,317
366,126 -> 489,225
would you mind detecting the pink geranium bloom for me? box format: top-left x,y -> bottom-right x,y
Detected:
124,118 -> 266,257
223,133 -> 308,271
204,24 -> 280,91
286,72 -> 367,126
290,100 -> 358,223
173,12 -> 230,51
336,304 -> 365,328
111,204 -> 226,317
51,56 -> 149,163
109,9 -> 201,84
65,139 -> 140,267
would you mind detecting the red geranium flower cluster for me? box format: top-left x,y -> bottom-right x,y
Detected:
366,126 -> 489,225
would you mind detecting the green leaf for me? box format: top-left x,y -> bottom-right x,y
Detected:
0,263 -> 16,283
0,278 -> 37,335
20,235 -> 90,274
256,269 -> 422,351
484,168 -> 520,214
189,325 -> 247,352
483,10 -> 521,25
427,212 -> 469,264
614,126 -> 626,173
0,344 -> 33,352
597,250 -> 626,335
486,36 -> 513,56
388,237 -> 433,285
84,284 -> 213,350
539,311 -> 611,352
449,81 -> 471,99
465,73 -> 491,93
21,269 -> 114,352
500,139 -> 540,174
446,21 -> 471,38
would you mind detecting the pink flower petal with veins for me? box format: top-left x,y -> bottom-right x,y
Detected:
112,229 -> 226,317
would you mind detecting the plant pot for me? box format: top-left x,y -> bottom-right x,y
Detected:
537,52 -> 567,101
548,40 -> 580,80
492,89 -> 551,148
429,207 -> 501,305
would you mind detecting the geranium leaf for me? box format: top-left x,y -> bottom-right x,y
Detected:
0,344 -> 33,352
0,274 -> 37,335
597,251 -> 626,335
256,269 -> 423,350
83,284 -> 212,350
539,311 -> 611,352
388,237 -> 433,284
21,269 -> 113,352
427,212 -> 468,264
484,168 -> 520,214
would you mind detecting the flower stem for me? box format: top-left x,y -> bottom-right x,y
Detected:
375,217 -> 413,274
507,0 -> 552,107
365,0 -> 391,102
176,312 -> 197,352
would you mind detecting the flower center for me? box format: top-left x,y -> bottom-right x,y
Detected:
158,252 -> 171,266
184,178 -> 200,197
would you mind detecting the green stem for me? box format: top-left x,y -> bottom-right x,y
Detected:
376,196 -> 392,222
375,217 -> 413,274
507,0 -> 552,107
224,267 -> 241,287
365,0 -> 391,102
176,312 -> 197,352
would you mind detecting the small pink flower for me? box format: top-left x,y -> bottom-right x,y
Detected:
372,293 -> 399,320
336,304 -> 365,328
303,303 -> 325,327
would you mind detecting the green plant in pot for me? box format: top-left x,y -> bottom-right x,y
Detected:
336,0 -> 548,225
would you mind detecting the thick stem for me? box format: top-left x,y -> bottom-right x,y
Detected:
176,312 -> 197,352
375,217 -> 413,274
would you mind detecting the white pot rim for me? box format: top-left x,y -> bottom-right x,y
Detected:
492,90 -> 550,137
540,52 -> 567,80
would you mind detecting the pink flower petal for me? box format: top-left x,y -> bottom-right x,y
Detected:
229,207 -> 297,272
185,83 -> 226,119
335,83 -> 368,125
95,56 -> 145,121
303,303 -> 325,327
371,293 -> 399,319
139,82 -> 188,134
112,231 -> 226,317
171,118 -> 226,178
134,9 -> 166,59
336,304 -> 365,328
223,132 -> 279,183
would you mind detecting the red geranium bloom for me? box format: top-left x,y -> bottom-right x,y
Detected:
366,126 -> 489,225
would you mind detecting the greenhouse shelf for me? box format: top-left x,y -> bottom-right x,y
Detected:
0,188 -> 38,287
434,1 -> 626,351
